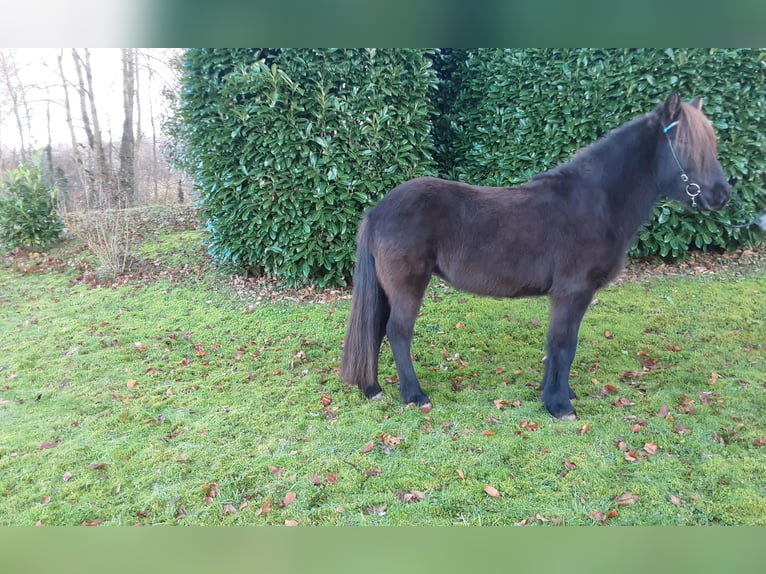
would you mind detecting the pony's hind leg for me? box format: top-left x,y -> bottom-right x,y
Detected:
376,260 -> 432,409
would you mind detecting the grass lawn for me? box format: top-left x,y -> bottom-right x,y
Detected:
1,206 -> 764,525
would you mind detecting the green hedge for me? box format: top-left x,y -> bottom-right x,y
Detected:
180,48 -> 437,287
179,49 -> 766,287
443,48 -> 766,258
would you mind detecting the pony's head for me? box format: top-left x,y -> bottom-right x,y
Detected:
655,93 -> 730,211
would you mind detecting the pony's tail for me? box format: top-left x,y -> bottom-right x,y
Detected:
340,218 -> 389,397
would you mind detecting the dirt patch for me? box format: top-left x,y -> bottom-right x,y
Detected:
4,204 -> 764,302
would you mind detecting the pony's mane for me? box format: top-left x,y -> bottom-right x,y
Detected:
535,100 -> 718,181
670,101 -> 718,171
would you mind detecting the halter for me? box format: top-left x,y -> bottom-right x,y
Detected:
663,120 -> 701,208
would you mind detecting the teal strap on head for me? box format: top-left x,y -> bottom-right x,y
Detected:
663,120 -> 679,134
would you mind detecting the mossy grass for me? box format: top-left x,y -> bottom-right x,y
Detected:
1,208 -> 764,525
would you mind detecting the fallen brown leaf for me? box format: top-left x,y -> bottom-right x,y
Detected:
589,510 -> 606,522
707,372 -> 720,385
80,519 -> 103,526
361,440 -> 374,453
222,503 -> 237,515
670,495 -> 684,506
62,471 -> 73,482
623,450 -> 640,462
380,433 -> 403,446
643,442 -> 659,455
457,469 -> 465,481
283,491 -> 297,506
326,473 -> 338,484
493,398 -> 510,410
483,485 -> 500,498
310,474 -> 323,486
396,489 -> 427,503
614,492 -> 640,506
612,397 -> 634,408
363,505 -> 387,516
284,519 -> 299,526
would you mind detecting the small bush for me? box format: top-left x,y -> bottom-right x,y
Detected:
63,209 -> 136,277
0,164 -> 63,250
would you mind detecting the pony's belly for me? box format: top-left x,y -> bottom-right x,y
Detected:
439,266 -> 551,299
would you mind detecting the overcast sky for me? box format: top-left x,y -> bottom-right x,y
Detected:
1,48 -> 178,152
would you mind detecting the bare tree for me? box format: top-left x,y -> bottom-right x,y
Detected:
0,49 -> 33,163
72,48 -> 110,205
56,49 -> 88,208
118,48 -> 136,204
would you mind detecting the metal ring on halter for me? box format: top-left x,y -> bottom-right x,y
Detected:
686,182 -> 701,198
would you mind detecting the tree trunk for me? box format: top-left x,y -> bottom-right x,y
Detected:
119,48 -> 136,205
57,49 -> 88,209
72,48 -> 110,206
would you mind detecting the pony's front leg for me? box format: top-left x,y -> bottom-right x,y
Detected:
541,292 -> 594,421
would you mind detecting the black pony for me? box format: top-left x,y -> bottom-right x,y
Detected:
341,93 -> 730,420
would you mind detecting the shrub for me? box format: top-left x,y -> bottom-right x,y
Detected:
62,209 -> 135,277
180,48 -> 438,287
442,49 -> 766,258
0,163 -> 63,251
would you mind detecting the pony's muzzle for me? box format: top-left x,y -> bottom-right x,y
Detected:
700,181 -> 731,211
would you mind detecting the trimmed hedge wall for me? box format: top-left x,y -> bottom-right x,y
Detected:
180,48 -> 437,287
442,48 -> 766,258
179,49 -> 766,286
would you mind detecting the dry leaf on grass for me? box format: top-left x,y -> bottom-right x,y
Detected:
613,492 -> 640,506
484,485 -> 500,498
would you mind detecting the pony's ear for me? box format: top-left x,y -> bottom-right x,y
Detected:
661,92 -> 683,123
689,97 -> 703,110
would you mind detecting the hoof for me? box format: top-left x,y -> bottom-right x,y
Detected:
556,413 -> 578,422
370,392 -> 384,400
